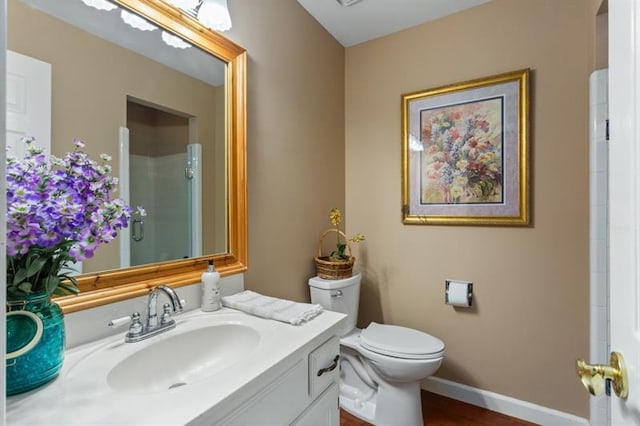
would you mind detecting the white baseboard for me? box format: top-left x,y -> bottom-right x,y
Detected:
422,377 -> 589,426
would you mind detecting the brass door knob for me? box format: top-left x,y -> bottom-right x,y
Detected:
576,352 -> 628,399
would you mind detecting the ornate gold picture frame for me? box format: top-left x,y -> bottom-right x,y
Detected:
402,69 -> 530,226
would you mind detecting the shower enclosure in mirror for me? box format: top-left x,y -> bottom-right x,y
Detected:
5,0 -> 247,313
121,100 -> 205,268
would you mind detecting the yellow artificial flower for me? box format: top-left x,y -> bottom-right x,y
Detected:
329,208 -> 342,226
324,208 -> 365,261
349,233 -> 366,243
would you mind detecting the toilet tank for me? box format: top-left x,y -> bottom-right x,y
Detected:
308,273 -> 360,336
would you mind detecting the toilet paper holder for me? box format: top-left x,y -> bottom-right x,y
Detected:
445,280 -> 473,307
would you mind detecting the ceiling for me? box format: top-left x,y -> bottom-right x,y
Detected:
296,0 -> 493,47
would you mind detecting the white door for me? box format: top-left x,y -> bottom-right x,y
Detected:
6,50 -> 51,156
609,0 -> 640,423
5,51 -> 84,274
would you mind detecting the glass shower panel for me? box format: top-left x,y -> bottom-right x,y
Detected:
126,100 -> 197,267
187,143 -> 202,258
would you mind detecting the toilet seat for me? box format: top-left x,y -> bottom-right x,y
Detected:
360,322 -> 445,360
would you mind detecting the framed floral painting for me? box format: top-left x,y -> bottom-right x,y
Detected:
401,69 -> 530,226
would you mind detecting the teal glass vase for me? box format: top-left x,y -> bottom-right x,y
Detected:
6,293 -> 65,396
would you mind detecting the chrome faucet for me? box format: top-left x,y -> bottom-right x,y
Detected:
147,285 -> 183,329
108,285 -> 184,343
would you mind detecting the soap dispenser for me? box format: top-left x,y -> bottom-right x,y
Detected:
201,260 -> 221,312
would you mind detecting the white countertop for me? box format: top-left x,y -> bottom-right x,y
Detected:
6,307 -> 346,425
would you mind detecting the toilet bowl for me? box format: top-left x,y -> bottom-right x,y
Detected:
309,273 -> 445,426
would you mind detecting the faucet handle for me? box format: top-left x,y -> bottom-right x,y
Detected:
161,303 -> 173,325
109,315 -> 133,328
127,312 -> 144,338
109,312 -> 143,339
161,299 -> 188,324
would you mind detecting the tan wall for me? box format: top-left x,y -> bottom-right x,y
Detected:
127,103 -> 189,157
223,0 -> 346,301
345,0 -> 591,417
8,0 -> 597,417
8,0 -> 219,272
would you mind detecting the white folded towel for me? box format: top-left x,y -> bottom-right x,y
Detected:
221,290 -> 323,325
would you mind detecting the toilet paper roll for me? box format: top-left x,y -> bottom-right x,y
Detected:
446,281 -> 472,307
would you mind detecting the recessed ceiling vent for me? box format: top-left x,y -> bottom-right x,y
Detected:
336,0 -> 364,7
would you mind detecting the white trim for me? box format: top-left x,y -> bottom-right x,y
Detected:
588,68 -> 610,426
422,377 -> 588,426
1,0 -> 8,417
609,0 -> 640,423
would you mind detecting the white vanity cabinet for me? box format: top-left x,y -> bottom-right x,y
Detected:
6,308 -> 346,426
205,336 -> 341,426
293,383 -> 339,426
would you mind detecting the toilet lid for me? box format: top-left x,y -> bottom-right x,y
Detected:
360,322 -> 445,360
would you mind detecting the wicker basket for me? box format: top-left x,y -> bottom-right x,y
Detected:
314,229 -> 354,280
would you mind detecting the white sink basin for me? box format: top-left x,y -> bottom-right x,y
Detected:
107,323 -> 260,393
64,312 -> 266,395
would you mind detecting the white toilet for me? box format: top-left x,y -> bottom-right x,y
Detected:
309,273 -> 445,426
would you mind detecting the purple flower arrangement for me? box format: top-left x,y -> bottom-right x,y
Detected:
6,137 -> 135,298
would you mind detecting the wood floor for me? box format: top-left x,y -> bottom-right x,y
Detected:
339,391 -> 537,426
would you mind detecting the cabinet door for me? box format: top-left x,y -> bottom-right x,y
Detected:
308,336 -> 340,397
292,382 -> 339,426
221,360 -> 307,426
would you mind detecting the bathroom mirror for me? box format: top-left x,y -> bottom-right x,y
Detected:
6,0 -> 247,313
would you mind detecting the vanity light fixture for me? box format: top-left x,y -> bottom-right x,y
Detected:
81,1 -> 193,49
197,0 -> 232,31
336,0 -> 364,7
81,0 -> 232,33
161,31 -> 192,49
113,7 -> 194,50
164,0 -> 200,9
166,0 -> 232,31
120,8 -> 158,31
81,0 -> 118,11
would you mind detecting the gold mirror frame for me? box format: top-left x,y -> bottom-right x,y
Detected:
55,0 -> 247,314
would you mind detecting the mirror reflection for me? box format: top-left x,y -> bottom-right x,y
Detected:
7,0 -> 228,275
